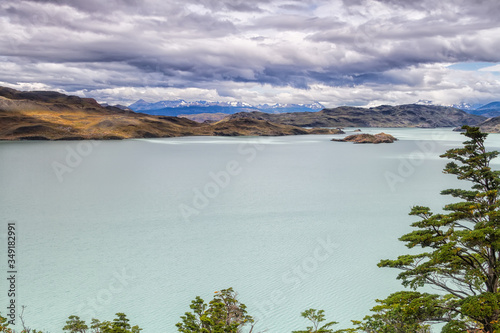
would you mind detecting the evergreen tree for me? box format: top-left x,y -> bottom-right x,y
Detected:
352,291 -> 444,332
63,315 -> 88,333
292,309 -> 339,333
63,313 -> 141,333
98,313 -> 142,333
378,126 -> 500,332
176,287 -> 255,333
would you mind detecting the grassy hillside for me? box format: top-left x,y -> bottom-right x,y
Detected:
0,87 -> 339,140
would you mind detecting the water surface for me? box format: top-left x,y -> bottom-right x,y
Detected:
1,128 -> 499,332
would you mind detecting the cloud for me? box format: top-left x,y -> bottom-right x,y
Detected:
479,64 -> 500,72
0,0 -> 500,106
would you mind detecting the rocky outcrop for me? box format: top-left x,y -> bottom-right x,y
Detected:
332,133 -> 397,144
478,117 -> 500,133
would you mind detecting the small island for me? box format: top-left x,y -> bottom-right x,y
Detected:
331,132 -> 397,144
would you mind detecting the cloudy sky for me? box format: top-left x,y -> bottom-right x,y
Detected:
1,0 -> 500,107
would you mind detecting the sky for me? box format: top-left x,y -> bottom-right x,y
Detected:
1,0 -> 500,107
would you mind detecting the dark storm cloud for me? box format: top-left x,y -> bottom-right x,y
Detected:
300,1 -> 500,83
1,0 -> 500,105
192,0 -> 270,12
252,15 -> 344,32
1,1 -> 238,63
23,0 -> 150,14
23,0 -> 270,13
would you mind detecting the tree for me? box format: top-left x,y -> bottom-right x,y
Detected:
19,306 -> 43,333
378,126 -> 500,332
98,313 -> 142,333
63,313 -> 142,333
90,318 -> 103,333
352,291 -> 446,333
63,315 -> 89,333
0,312 -> 13,333
292,309 -> 339,333
176,287 -> 255,333
0,307 -> 44,333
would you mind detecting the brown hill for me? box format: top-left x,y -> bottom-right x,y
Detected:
0,87 -> 340,140
229,104 -> 485,128
178,113 -> 229,123
477,116 -> 500,133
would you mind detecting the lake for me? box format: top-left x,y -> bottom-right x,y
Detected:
2,128 -> 500,332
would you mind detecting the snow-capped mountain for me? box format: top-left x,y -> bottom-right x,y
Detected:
466,101 -> 500,118
422,100 -> 500,117
415,99 -> 434,106
128,99 -> 325,116
448,102 -> 486,111
258,102 -> 325,112
129,99 -> 189,111
443,101 -> 500,117
416,100 -> 482,111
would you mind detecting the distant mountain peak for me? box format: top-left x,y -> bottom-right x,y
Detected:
257,102 -> 325,110
127,99 -> 326,116
128,99 -> 151,110
415,99 -> 434,106
477,101 -> 500,110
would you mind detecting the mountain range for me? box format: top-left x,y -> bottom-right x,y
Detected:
466,102 -> 500,118
128,99 -> 325,116
227,104 -> 484,128
0,87 -> 337,140
129,98 -> 500,120
418,100 -> 500,118
3,86 -> 500,140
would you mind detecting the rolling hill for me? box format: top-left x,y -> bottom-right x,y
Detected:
0,87 -> 339,140
228,104 -> 486,128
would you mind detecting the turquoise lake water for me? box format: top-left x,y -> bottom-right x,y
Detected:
2,128 -> 500,332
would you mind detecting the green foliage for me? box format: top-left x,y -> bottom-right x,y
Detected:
63,313 -> 142,333
378,126 -> 500,332
352,291 -> 447,333
440,319 -> 477,333
94,313 -> 142,333
176,287 -> 254,333
292,309 -> 339,333
0,312 -> 13,333
63,315 -> 88,333
461,293 -> 500,321
90,318 -> 103,333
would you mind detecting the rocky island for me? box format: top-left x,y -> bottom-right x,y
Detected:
332,133 -> 398,144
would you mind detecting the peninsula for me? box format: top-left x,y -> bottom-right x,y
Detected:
0,87 -> 340,140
